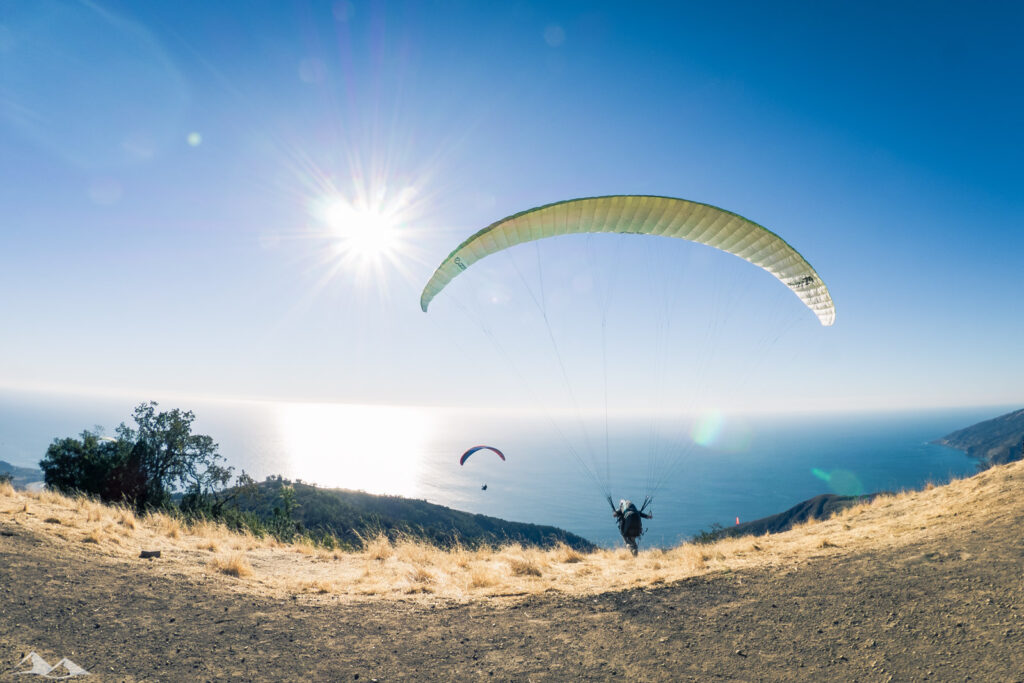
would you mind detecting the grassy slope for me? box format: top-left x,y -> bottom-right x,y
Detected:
3,458 -> 1022,602
4,459 -> 1024,679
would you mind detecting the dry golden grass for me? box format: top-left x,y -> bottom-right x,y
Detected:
301,579 -> 335,594
2,461 -> 1022,603
117,508 -> 137,530
408,566 -> 435,585
148,512 -> 184,539
293,537 -> 317,556
315,548 -> 342,562
553,543 -> 585,563
469,566 -> 499,589
189,519 -> 224,539
362,533 -> 393,560
35,489 -> 65,506
84,503 -> 104,522
210,552 -> 253,578
395,538 -> 435,565
509,557 -> 543,577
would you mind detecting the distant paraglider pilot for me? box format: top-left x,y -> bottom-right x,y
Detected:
612,499 -> 652,556
460,446 -> 502,493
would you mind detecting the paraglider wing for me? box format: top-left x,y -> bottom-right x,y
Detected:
459,445 -> 506,466
420,195 -> 835,325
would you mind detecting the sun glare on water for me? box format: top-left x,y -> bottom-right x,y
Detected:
274,402 -> 435,497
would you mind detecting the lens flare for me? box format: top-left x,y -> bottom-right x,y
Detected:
691,412 -> 752,452
692,412 -> 725,447
811,467 -> 864,496
811,467 -> 831,482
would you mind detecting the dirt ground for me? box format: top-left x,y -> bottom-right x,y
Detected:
2,479 -> 1023,681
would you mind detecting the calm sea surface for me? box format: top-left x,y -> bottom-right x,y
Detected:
0,389 -> 1004,547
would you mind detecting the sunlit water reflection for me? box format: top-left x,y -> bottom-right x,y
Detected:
272,402 -> 432,497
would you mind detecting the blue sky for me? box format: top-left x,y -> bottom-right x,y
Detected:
1,0 -> 1022,413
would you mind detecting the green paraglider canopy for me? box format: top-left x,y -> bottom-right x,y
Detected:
420,195 -> 835,326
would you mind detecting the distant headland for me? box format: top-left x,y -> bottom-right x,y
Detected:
932,407 -> 1024,468
704,406 -> 1024,541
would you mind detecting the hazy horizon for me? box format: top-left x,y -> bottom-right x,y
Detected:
1,382 -> 1019,422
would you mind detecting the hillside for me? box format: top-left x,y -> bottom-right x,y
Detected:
934,407 -> 1024,467
0,460 -> 43,489
2,461 -> 1023,679
704,492 -> 877,540
236,477 -> 595,550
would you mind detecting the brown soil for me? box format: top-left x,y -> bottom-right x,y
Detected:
2,464 -> 1023,681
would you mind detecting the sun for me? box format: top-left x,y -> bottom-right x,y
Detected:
322,198 -> 403,264
296,167 -> 426,299
304,186 -> 425,296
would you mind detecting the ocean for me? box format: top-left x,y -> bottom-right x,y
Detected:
0,389 -> 1003,548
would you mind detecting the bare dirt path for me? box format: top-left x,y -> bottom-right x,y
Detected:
2,505 -> 1022,682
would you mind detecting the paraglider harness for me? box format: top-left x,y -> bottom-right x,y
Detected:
609,496 -> 652,555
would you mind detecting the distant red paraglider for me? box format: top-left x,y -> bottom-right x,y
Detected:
459,445 -> 506,466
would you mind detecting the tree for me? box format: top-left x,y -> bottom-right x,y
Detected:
113,402 -> 235,510
41,431 -> 132,500
269,484 -> 301,540
41,401 -> 249,512
181,471 -> 258,517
